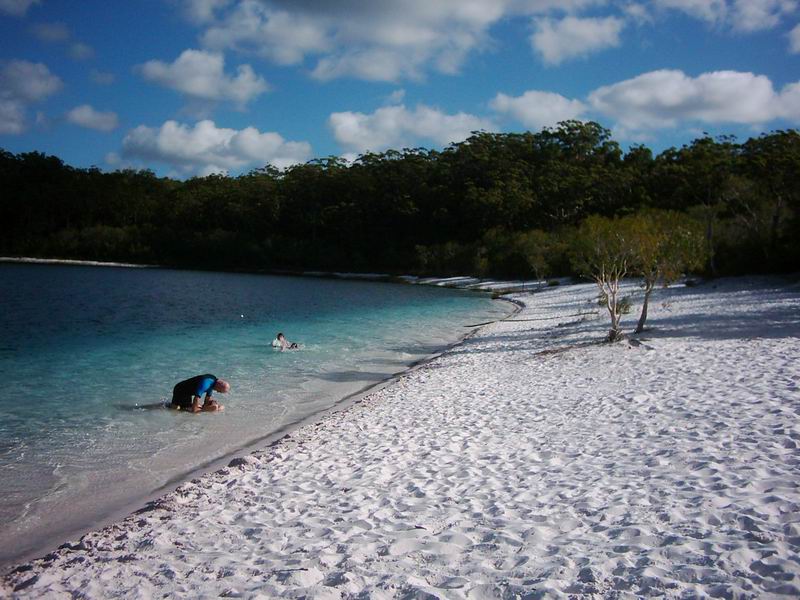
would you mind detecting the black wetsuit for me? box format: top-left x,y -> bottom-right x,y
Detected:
171,374 -> 218,409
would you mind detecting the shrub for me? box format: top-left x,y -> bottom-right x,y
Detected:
569,216 -> 634,342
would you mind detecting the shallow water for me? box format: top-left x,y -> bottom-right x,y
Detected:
0,263 -> 507,567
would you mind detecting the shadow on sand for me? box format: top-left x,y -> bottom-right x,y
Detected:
444,279 -> 800,357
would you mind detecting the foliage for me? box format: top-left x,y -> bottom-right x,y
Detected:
0,124 -> 797,280
624,209 -> 707,333
569,215 -> 635,342
415,241 -> 478,276
740,130 -> 800,269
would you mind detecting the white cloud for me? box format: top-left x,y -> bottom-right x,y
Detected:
138,49 -> 268,107
312,49 -> 430,82
329,104 -> 493,154
190,0 -> 612,82
181,0 -> 232,24
31,22 -> 70,42
622,3 -> 652,23
121,119 -> 312,174
202,2 -> 331,65
66,105 -> 119,131
386,89 -> 406,105
653,0 -> 797,30
0,60 -> 61,134
729,0 -> 796,32
490,90 -> 586,129
588,69 -> 800,129
179,0 -> 797,83
530,16 -> 625,65
0,60 -> 62,102
0,0 -> 38,16
0,99 -> 26,134
791,23 -> 800,53
490,69 -> 800,138
304,1 -> 500,81
653,0 -> 727,24
779,81 -> 800,120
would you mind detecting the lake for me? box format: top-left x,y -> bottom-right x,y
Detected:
0,263 -> 508,567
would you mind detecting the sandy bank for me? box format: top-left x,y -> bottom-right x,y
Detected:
0,257 -> 157,269
4,275 -> 800,598
1,256 -> 545,294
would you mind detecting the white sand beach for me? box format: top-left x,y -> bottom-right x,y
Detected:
4,275 -> 800,598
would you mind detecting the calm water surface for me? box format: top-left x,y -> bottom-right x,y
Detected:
0,263 -> 507,567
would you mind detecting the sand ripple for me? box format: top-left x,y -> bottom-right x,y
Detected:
4,276 -> 800,598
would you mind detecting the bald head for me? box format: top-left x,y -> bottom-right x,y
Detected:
214,379 -> 230,393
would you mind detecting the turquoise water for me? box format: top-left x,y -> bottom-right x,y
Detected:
0,263 -> 506,566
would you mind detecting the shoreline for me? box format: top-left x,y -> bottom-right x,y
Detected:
149,300 -> 520,496
4,275 -> 800,596
0,256 -> 157,269
1,294 -> 521,571
0,255 -> 546,293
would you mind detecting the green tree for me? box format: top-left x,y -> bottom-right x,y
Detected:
518,229 -> 555,282
569,215 -> 635,342
653,136 -> 741,275
741,130 -> 800,267
626,210 -> 706,333
2,124 -> 797,277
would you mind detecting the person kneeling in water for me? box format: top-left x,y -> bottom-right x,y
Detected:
171,374 -> 229,413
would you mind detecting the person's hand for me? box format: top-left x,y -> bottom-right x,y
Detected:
202,400 -> 221,412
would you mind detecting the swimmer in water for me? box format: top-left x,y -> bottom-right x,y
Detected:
272,332 -> 299,351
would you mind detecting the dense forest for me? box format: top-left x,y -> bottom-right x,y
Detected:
2,121 -> 798,280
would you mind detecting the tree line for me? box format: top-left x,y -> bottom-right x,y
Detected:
2,121 -> 798,285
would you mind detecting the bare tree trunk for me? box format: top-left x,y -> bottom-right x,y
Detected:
602,275 -> 623,342
607,317 -> 622,342
635,280 -> 654,334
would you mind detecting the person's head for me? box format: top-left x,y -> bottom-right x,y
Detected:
213,379 -> 230,393
277,333 -> 285,340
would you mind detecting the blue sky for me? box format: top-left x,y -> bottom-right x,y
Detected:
1,0 -> 798,177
